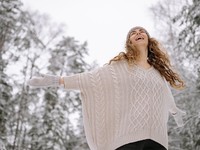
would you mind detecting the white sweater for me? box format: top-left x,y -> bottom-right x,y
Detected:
63,60 -> 185,150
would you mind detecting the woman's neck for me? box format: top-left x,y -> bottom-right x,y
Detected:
134,47 -> 150,68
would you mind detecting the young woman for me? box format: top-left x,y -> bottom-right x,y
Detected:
27,26 -> 186,150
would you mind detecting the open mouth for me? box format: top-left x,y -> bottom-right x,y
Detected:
135,36 -> 144,41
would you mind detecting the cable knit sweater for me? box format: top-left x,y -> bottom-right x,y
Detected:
63,60 -> 185,150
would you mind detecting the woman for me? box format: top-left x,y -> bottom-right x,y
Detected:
27,26 -> 186,150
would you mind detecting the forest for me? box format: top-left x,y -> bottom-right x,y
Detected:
0,0 -> 199,149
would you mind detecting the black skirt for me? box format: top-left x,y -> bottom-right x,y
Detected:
115,139 -> 167,150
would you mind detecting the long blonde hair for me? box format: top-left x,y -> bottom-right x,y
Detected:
109,28 -> 185,89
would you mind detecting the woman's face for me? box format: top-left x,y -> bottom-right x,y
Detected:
128,28 -> 149,48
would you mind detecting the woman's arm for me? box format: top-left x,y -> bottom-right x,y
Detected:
28,74 -> 79,90
164,79 -> 186,127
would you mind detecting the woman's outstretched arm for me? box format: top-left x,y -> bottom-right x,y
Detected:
27,73 -> 82,90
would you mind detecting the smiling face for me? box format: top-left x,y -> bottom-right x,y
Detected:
128,28 -> 149,48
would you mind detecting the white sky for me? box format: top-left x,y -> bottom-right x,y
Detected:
22,0 -> 160,66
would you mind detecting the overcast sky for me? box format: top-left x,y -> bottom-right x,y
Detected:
22,0 -> 160,66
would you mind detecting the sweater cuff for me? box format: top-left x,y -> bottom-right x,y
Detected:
170,108 -> 186,127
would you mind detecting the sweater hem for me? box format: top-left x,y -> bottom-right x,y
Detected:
108,129 -> 168,150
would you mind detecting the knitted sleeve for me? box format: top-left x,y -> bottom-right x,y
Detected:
63,73 -> 81,90
63,71 -> 92,90
63,67 -> 104,90
164,79 -> 186,127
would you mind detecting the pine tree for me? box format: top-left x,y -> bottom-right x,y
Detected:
46,36 -> 91,149
0,0 -> 23,148
1,0 -> 95,149
173,0 -> 200,70
173,1 -> 200,149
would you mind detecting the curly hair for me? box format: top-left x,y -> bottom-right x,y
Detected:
109,30 -> 185,89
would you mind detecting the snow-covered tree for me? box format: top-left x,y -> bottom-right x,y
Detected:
27,36 -> 92,150
47,37 -> 91,150
0,0 -> 24,148
173,1 -> 200,149
0,0 -> 94,149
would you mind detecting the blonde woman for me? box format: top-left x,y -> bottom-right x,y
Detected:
28,26 -> 186,150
